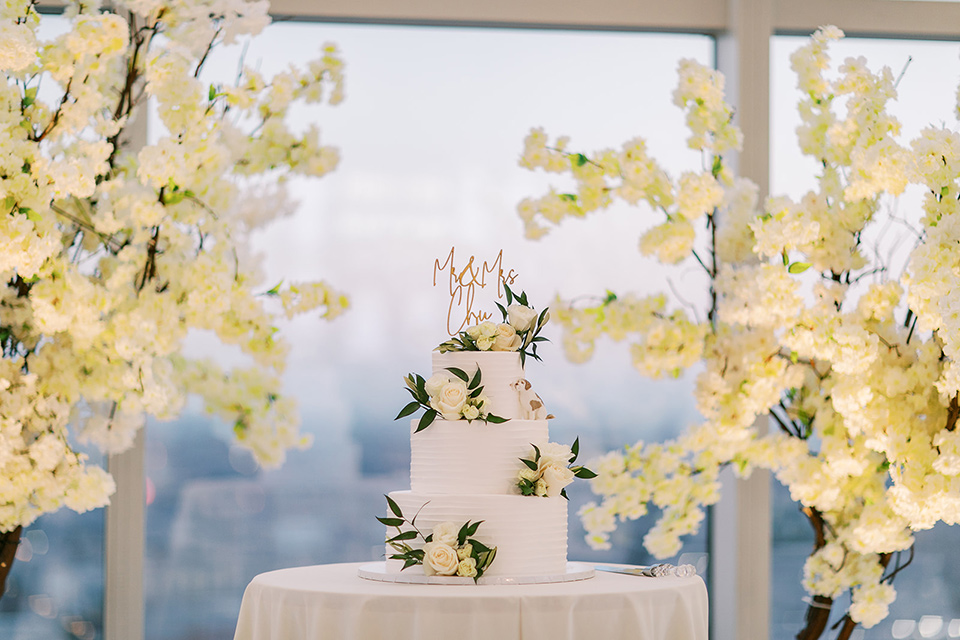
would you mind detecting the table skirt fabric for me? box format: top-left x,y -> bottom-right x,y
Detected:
234,562 -> 708,640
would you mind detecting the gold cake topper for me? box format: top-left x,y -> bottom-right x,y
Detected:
433,247 -> 518,336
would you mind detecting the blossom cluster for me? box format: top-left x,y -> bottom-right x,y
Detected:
396,366 -> 507,432
437,284 -> 549,365
0,1 -> 347,533
516,440 -> 596,498
519,26 -> 960,635
379,496 -> 497,582
421,523 -> 482,578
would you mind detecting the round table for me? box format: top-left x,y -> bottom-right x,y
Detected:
233,562 -> 708,640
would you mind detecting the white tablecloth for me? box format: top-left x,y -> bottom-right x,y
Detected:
233,562 -> 708,640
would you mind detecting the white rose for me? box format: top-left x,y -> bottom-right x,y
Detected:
540,462 -> 575,498
424,373 -> 449,397
507,304 -> 538,332
457,557 -> 478,578
430,380 -> 467,420
457,543 -> 473,560
423,542 -> 459,576
432,522 -> 459,547
476,337 -> 494,351
462,404 -> 480,421
537,442 -> 574,472
465,324 -> 481,340
517,467 -> 539,483
534,478 -> 548,497
478,321 -> 498,338
492,323 -> 522,351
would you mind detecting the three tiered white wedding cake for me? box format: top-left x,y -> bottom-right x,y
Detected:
375,287 -> 595,581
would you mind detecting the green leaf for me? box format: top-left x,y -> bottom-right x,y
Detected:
485,414 -> 508,424
469,385 -> 484,399
471,540 -> 491,553
18,207 -> 41,224
446,367 -> 469,383
395,401 -> 421,421
532,443 -> 541,462
495,301 -> 508,322
385,494 -> 403,519
504,282 -> 515,306
570,437 -> 580,462
573,153 -> 588,167
457,522 -> 470,547
468,367 -> 482,389
415,409 -> 438,433
788,262 -> 812,274
560,488 -> 569,500
559,193 -> 577,202
782,251 -> 789,267
574,467 -> 598,479
711,154 -> 722,178
376,516 -> 405,527
520,457 -> 538,472
402,558 -> 420,570
265,280 -> 283,296
208,83 -> 217,101
387,530 -> 419,543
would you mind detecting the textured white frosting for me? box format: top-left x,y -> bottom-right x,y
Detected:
385,491 -> 568,576
432,351 -> 524,419
410,418 -> 548,494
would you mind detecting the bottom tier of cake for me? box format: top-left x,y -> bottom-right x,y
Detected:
385,491 -> 568,577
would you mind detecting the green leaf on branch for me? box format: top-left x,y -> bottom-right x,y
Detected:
385,494 -> 403,518
573,466 -> 598,479
208,83 -> 217,101
520,457 -> 538,471
395,401 -> 421,420
387,530 -> 419,543
468,367 -> 482,389
559,193 -> 577,202
415,409 -> 438,432
602,290 -> 617,305
446,367 -> 469,383
485,413 -> 508,424
265,280 -> 283,296
711,154 -> 722,177
572,153 -> 588,167
376,516 -> 405,527
788,262 -> 812,274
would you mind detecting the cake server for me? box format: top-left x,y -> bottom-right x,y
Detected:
594,563 -> 697,578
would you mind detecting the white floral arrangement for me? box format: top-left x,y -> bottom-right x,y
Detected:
517,439 -> 597,498
517,25 -> 960,638
437,285 -> 549,365
396,367 -> 508,432
0,0 -> 346,597
378,496 -> 497,581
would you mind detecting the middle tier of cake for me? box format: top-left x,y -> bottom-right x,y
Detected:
410,417 -> 548,494
385,490 -> 568,576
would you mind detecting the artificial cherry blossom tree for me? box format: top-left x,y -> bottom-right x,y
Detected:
520,27 -> 960,639
0,0 -> 347,595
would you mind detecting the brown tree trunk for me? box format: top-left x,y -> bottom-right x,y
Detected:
0,526 -> 22,600
796,507 -> 832,640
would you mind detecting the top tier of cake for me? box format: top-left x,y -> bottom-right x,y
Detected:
432,351 -> 524,419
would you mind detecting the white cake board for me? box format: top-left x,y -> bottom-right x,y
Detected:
357,561 -> 595,585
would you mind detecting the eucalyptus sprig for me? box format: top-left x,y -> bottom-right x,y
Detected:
517,437 -> 598,499
377,495 -> 498,582
395,366 -> 508,432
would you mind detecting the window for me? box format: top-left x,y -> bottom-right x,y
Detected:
142,22 -> 713,639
